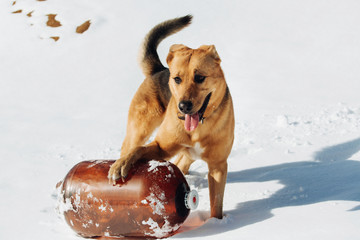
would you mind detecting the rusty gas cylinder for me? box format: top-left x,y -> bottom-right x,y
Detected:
58,159 -> 199,238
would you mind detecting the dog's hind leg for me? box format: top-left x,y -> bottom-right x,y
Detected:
173,151 -> 194,175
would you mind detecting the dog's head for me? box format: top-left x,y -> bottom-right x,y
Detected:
166,44 -> 227,132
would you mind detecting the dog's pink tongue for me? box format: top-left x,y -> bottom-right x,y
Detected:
185,113 -> 199,131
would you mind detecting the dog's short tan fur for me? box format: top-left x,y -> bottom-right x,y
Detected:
108,15 -> 234,219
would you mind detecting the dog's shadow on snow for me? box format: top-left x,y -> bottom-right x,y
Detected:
175,137 -> 360,238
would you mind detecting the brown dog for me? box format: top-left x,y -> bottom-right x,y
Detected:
108,15 -> 234,219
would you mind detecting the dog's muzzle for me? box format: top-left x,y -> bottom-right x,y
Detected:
178,92 -> 212,124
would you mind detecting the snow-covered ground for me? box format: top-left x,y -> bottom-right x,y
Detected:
1,0 -> 360,239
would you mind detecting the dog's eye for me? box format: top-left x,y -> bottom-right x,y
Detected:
194,75 -> 206,84
174,77 -> 182,84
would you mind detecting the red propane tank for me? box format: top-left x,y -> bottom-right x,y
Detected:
57,159 -> 199,239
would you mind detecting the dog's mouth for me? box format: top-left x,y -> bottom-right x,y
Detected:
178,92 -> 212,132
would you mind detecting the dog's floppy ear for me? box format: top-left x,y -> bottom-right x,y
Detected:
200,45 -> 221,63
166,44 -> 187,65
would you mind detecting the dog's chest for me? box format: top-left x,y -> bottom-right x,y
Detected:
187,142 -> 204,160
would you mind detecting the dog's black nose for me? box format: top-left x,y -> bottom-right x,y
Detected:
178,101 -> 193,114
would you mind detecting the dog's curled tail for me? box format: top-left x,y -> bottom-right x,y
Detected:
139,15 -> 192,77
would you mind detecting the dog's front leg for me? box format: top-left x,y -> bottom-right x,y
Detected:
108,141 -> 176,183
207,161 -> 228,219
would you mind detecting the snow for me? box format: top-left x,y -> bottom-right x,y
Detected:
145,190 -> 167,216
148,160 -> 172,173
142,217 -> 181,239
1,0 -> 360,239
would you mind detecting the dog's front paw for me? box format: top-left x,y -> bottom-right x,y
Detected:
108,157 -> 135,184
108,160 -> 122,184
